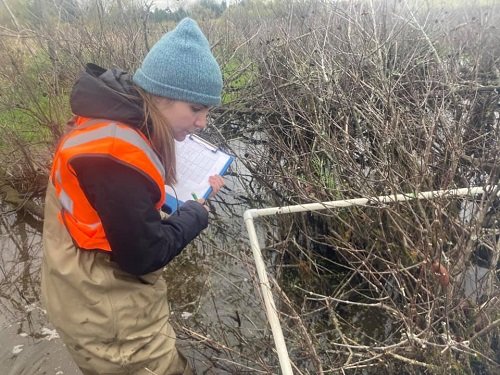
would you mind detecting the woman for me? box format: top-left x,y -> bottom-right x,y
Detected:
41,18 -> 223,375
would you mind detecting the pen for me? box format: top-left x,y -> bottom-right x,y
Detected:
191,193 -> 198,200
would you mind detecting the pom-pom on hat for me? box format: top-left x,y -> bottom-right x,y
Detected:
133,18 -> 222,107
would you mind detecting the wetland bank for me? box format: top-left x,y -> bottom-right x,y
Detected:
1,0 -> 499,374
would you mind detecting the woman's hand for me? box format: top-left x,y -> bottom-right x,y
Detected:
208,175 -> 225,198
196,198 -> 209,211
193,175 -> 224,212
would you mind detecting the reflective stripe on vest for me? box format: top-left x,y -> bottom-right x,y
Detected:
51,118 -> 166,251
61,123 -> 165,181
59,188 -> 74,213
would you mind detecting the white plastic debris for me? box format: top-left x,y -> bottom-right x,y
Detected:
24,304 -> 37,312
12,345 -> 24,355
40,327 -> 59,341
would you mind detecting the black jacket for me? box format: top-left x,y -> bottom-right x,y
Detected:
68,63 -> 208,275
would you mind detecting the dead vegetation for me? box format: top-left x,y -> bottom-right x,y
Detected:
0,0 -> 498,373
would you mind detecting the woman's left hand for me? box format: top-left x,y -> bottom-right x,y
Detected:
208,175 -> 225,198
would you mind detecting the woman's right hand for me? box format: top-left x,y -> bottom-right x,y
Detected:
196,198 -> 210,212
192,175 -> 224,212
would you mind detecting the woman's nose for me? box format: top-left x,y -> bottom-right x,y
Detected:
194,112 -> 208,129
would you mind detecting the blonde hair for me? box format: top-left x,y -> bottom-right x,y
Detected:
136,88 -> 176,186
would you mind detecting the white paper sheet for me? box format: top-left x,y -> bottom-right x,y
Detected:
165,135 -> 233,204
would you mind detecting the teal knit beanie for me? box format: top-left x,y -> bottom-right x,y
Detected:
133,18 -> 222,106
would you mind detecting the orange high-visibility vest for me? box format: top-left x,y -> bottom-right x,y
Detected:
50,116 -> 166,251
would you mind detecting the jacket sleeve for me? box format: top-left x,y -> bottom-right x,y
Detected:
70,157 -> 209,275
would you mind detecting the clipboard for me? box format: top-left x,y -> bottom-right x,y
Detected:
163,134 -> 234,214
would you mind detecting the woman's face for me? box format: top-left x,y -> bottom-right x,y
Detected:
154,98 -> 210,141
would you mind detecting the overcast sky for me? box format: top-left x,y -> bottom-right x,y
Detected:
152,0 -> 234,10
152,0 -> 196,9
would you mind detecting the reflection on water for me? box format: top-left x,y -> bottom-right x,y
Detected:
0,212 -> 43,326
0,210 -> 82,374
463,265 -> 490,304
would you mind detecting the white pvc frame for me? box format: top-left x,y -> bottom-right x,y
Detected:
243,186 -> 497,374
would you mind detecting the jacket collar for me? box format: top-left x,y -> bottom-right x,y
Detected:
70,63 -> 147,129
